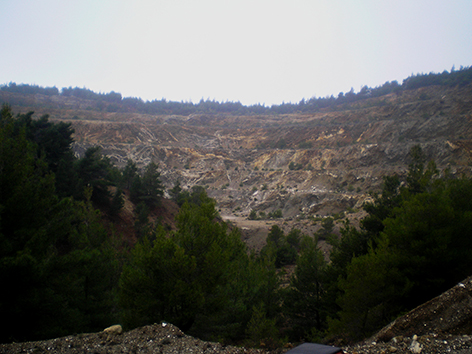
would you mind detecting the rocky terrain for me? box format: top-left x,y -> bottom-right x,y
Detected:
0,322 -> 271,354
2,277 -> 471,353
3,83 -> 472,244
345,276 -> 472,354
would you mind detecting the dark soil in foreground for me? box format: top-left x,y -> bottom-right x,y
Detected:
0,323 -> 277,354
2,277 -> 472,354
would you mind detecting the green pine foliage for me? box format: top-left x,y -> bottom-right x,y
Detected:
118,191 -> 282,342
109,188 -> 125,217
245,304 -> 281,349
331,236 -> 410,341
75,146 -> 117,204
2,66 -> 472,116
121,159 -> 138,190
326,146 -> 472,342
0,106 -> 121,342
129,162 -> 164,207
3,103 -> 472,347
261,225 -> 299,268
283,235 -> 328,341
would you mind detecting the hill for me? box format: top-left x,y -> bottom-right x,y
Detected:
2,72 -> 472,348
2,80 -> 472,245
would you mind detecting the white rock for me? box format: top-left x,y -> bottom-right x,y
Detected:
103,324 -> 122,334
409,339 -> 423,353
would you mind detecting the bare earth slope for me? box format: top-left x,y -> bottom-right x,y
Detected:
346,276 -> 472,354
2,84 -> 472,245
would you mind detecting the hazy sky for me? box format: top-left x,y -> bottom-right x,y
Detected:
1,1 -> 471,106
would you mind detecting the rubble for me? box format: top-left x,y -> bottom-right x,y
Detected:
2,277 -> 472,353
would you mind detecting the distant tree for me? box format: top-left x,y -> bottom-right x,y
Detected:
129,174 -> 143,203
289,161 -> 303,170
276,139 -> 287,149
248,209 -> 258,220
129,162 -> 164,207
298,141 -> 313,149
0,83 -> 59,96
266,225 -> 285,248
75,146 -> 115,204
361,174 -> 402,237
169,180 -> 183,203
268,209 -> 283,219
173,185 -> 212,207
286,228 -> 302,251
109,188 -> 125,217
405,145 -> 438,195
262,226 -> 297,268
103,91 -> 122,103
315,217 -> 334,240
134,201 -> 151,239
139,162 -> 164,206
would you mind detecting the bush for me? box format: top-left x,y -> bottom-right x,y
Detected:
298,141 -> 313,149
289,162 -> 303,170
248,210 -> 258,220
269,209 -> 283,219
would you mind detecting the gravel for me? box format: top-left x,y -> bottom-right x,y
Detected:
0,322 -> 280,354
2,277 -> 471,354
345,334 -> 472,354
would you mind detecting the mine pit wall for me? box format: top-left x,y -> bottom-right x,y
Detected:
71,138 -> 472,222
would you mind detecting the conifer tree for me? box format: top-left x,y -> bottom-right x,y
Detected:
0,106 -> 120,342
284,236 -> 328,341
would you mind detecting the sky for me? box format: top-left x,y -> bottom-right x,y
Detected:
1,1 -> 471,106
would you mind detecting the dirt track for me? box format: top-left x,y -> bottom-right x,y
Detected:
221,214 -> 277,251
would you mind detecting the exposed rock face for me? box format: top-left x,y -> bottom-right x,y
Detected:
3,84 -> 472,242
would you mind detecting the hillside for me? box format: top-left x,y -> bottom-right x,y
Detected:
2,82 -> 472,244
2,76 -> 472,348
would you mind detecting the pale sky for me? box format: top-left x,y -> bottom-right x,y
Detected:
1,0 -> 471,106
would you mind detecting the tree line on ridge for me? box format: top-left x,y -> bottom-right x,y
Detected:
1,66 -> 471,116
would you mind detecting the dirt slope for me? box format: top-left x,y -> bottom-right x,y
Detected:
2,277 -> 472,353
3,83 -> 472,248
345,276 -> 472,353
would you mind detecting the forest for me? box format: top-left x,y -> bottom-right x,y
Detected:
1,104 -> 472,346
1,66 -> 472,116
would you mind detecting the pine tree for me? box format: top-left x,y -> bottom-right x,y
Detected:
284,236 -> 328,341
0,106 -> 120,342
